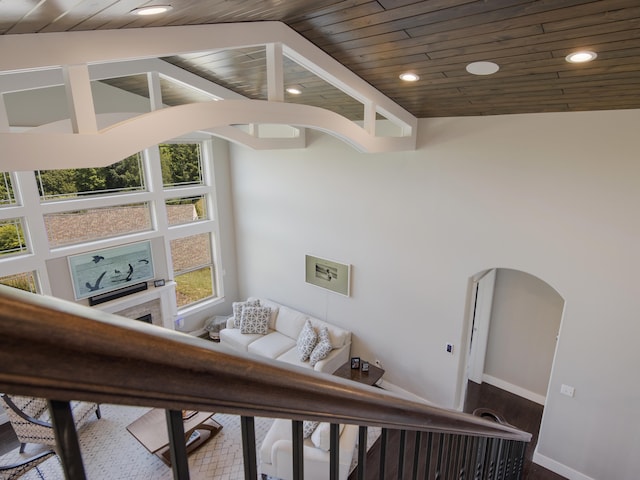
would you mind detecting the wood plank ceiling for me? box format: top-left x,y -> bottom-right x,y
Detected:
1,0 -> 639,119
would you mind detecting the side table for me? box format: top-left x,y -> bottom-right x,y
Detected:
204,315 -> 229,342
333,361 -> 384,387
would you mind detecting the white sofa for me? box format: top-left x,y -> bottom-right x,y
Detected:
259,419 -> 358,480
219,297 -> 351,374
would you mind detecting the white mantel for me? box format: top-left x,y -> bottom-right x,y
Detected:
94,281 -> 178,330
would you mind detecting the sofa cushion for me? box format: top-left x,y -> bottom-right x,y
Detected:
309,326 -> 333,367
232,299 -> 260,328
240,306 -> 271,334
248,332 -> 296,359
276,348 -> 312,370
274,306 -> 308,339
311,423 -> 346,451
219,328 -> 264,351
297,319 -> 318,361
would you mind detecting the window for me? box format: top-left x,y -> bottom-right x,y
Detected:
165,195 -> 207,226
0,172 -> 16,206
44,202 -> 152,247
170,233 -> 215,307
160,143 -> 203,188
2,138 -> 221,314
0,271 -> 37,293
0,218 -> 28,256
36,153 -> 145,201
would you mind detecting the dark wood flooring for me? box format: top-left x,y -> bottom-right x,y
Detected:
349,381 -> 566,480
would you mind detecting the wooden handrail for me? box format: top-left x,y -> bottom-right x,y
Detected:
0,286 -> 530,442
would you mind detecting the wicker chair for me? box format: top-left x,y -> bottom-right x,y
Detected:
0,395 -> 101,453
0,450 -> 58,480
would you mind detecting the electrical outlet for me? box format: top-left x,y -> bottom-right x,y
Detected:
446,343 -> 454,354
560,384 -> 575,397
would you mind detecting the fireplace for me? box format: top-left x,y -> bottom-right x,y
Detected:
92,281 -> 178,330
114,299 -> 162,326
136,313 -> 153,324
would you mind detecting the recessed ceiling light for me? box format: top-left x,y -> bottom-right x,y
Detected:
565,51 -> 597,63
466,61 -> 500,76
286,86 -> 302,95
399,72 -> 420,82
131,5 -> 173,16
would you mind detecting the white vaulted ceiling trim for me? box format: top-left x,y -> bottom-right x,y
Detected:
0,22 -> 417,170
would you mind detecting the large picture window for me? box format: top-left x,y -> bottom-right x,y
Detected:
0,271 -> 37,293
44,202 -> 152,247
1,137 -> 221,320
36,153 -> 145,201
165,195 -> 207,226
160,143 -> 203,188
0,218 -> 28,257
0,172 -> 16,207
170,233 -> 215,307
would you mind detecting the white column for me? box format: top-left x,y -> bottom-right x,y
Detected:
62,64 -> 98,134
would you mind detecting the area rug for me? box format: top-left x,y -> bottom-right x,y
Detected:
0,404 -> 380,479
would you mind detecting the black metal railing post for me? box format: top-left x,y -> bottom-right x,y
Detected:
291,420 -> 304,480
48,400 -> 86,480
241,416 -> 258,480
166,409 -> 190,480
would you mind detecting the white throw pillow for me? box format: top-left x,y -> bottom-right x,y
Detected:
232,299 -> 260,328
239,306 -> 271,334
309,326 -> 333,367
297,319 -> 318,361
311,422 -> 346,451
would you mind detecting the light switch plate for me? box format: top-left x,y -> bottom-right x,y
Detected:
560,384 -> 575,397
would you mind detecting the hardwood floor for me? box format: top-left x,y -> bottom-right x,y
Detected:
349,381 -> 566,479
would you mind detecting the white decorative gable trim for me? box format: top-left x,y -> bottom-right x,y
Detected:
0,22 -> 417,170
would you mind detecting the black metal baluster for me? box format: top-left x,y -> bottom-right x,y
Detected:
166,409 -> 190,480
465,436 -> 478,480
358,426 -> 368,480
474,437 -> 487,480
330,423 -> 340,480
398,429 -> 407,480
459,436 -> 469,479
503,441 -> 512,480
379,428 -> 388,480
48,400 -> 86,480
449,434 -> 461,479
423,432 -> 433,480
291,420 -> 304,480
435,433 -> 445,480
495,439 -> 506,480
483,438 -> 497,480
515,442 -> 525,479
412,431 -> 422,479
241,416 -> 257,480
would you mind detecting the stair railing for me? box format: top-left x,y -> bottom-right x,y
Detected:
0,285 -> 531,479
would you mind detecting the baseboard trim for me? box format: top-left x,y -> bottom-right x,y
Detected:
533,451 -> 595,480
482,374 -> 546,405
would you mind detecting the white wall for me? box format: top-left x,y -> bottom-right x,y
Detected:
228,109 -> 640,480
484,268 -> 564,401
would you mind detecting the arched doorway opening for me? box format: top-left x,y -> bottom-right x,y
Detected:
461,268 -> 565,476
